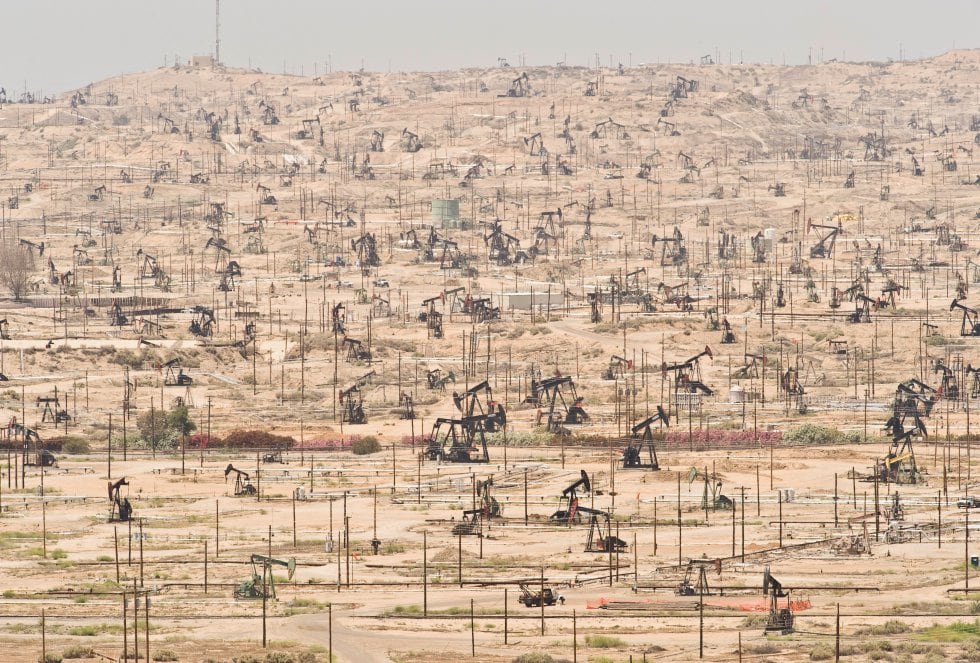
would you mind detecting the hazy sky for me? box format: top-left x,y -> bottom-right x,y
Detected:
3,0 -> 977,95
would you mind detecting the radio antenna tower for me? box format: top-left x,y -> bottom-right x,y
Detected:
215,0 -> 221,65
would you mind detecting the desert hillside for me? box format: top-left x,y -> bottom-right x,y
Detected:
0,52 -> 977,662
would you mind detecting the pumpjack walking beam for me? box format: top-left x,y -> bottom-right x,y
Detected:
877,378 -> 934,484
602,355 -> 632,380
339,382 -> 367,424
550,470 -> 591,523
12,422 -> 55,467
538,375 -> 588,434
423,415 -> 491,463
661,346 -> 714,398
161,358 -> 192,386
676,559 -> 717,596
951,299 -> 980,336
234,554 -> 296,599
763,566 -> 795,634
108,477 -> 133,522
580,506 -> 626,552
453,380 -> 506,431
622,405 -> 669,469
224,464 -> 257,496
968,364 -> 980,398
453,477 -> 502,535
189,307 -> 215,337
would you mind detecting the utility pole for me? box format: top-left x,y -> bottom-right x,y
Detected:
740,486 -> 748,560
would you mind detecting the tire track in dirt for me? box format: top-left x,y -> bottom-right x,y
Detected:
278,611 -> 478,663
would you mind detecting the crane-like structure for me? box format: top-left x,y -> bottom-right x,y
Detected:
807,219 -> 842,258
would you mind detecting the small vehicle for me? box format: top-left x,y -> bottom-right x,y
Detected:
373,279 -> 390,288
957,496 -> 980,508
262,449 -> 283,464
517,583 -> 565,608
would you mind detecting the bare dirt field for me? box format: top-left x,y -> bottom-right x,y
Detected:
0,50 -> 979,662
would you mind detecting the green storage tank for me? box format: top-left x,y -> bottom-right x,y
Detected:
431,199 -> 460,226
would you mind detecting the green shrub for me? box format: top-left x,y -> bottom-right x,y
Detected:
62,438 -> 90,454
136,405 -> 196,450
152,650 -> 179,661
920,619 -> 980,641
39,655 -> 62,663
745,642 -> 781,654
221,430 -> 295,450
856,619 -> 910,636
351,436 -> 381,455
809,643 -> 834,661
740,614 -> 768,628
584,635 -> 626,648
233,656 -> 262,663
383,540 -> 405,554
896,642 -> 940,656
264,653 -> 294,663
281,390 -> 325,402
513,655 -> 554,663
109,349 -> 149,369
62,647 -> 95,659
68,625 -> 99,636
485,430 -> 555,447
784,424 -> 856,445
